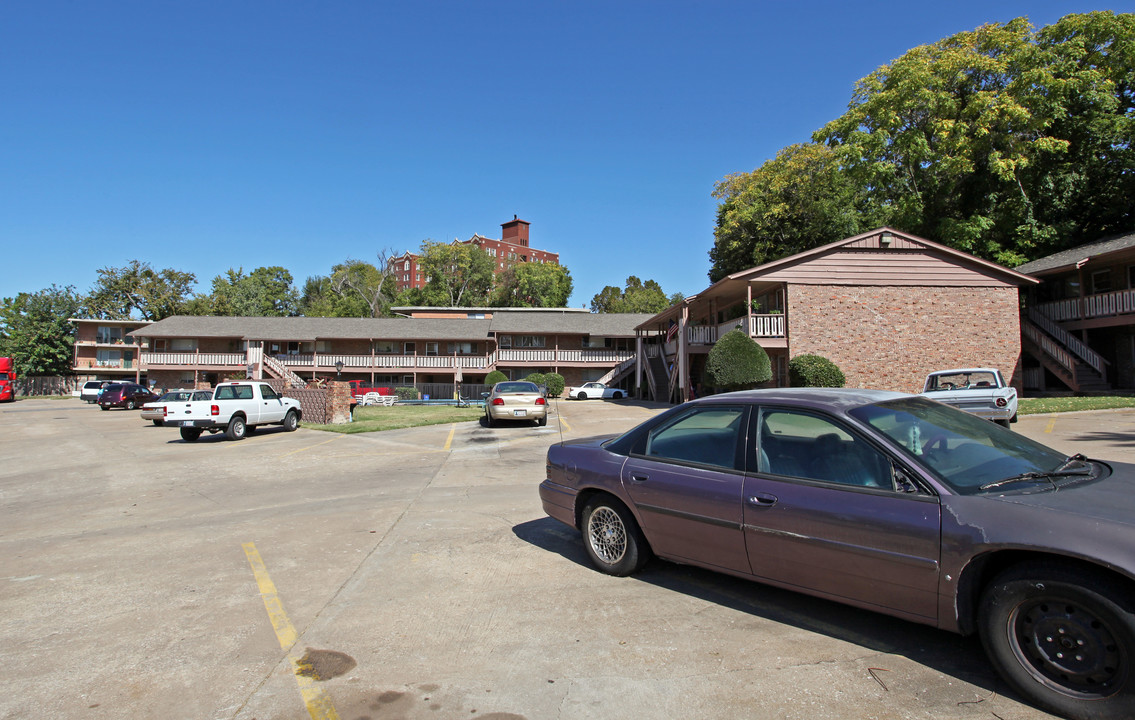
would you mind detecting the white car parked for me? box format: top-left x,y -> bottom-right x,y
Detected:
565,382 -> 627,400
919,367 -> 1018,427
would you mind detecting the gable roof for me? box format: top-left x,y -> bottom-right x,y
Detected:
129,310 -> 651,340
1014,230 -> 1135,276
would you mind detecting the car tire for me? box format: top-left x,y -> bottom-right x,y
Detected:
485,413 -> 495,428
613,391 -> 624,399
978,562 -> 1135,720
282,410 -> 298,432
581,496 -> 651,577
152,419 -> 163,426
225,416 -> 247,441
180,427 -> 202,442
99,405 -> 108,411
996,418 -> 1011,428
537,415 -> 547,427
578,392 -> 588,400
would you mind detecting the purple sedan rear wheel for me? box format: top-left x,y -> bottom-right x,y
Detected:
581,497 -> 650,577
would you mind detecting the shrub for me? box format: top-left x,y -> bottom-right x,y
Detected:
705,329 -> 771,391
524,372 -> 547,387
484,370 -> 508,386
543,372 -> 565,397
789,354 -> 846,387
394,386 -> 420,400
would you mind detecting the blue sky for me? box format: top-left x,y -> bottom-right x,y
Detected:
2,1 -> 1123,310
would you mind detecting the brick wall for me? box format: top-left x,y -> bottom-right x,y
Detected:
266,379 -> 352,424
787,285 -> 1023,394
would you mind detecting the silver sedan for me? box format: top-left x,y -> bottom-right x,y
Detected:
484,381 -> 548,427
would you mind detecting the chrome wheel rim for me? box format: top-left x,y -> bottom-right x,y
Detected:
587,506 -> 627,565
1010,595 -> 1126,698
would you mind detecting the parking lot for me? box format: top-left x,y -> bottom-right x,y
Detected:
4,398 -> 1135,720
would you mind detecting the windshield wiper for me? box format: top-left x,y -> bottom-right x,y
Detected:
980,464 -> 1093,492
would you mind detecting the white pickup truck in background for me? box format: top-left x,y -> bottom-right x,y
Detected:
164,381 -> 302,441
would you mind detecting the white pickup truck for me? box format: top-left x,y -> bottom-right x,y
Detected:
163,381 -> 302,441
919,367 -> 1018,427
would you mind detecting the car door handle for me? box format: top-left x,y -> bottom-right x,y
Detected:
747,493 -> 777,508
630,474 -> 649,483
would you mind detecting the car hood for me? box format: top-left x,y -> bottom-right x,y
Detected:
987,460 -> 1135,526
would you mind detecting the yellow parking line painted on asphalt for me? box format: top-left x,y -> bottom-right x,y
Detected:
443,423 -> 456,451
243,542 -> 341,720
1045,414 -> 1058,434
280,435 -> 342,458
559,415 -> 572,433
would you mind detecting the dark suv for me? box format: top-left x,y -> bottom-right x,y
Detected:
98,383 -> 160,410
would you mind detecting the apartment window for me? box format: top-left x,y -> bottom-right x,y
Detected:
375,341 -> 397,354
1128,266 -> 1135,290
1092,270 -> 1113,294
316,341 -> 332,352
512,335 -> 545,348
171,339 -> 197,352
180,373 -> 195,385
425,342 -> 439,356
404,342 -> 416,355
403,260 -> 410,271
500,335 -> 512,348
447,342 -> 476,354
96,326 -> 124,344
96,349 -> 122,366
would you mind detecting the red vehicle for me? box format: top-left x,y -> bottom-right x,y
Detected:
347,380 -> 394,401
0,357 -> 15,402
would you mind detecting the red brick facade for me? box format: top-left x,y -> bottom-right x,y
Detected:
787,284 -> 1024,393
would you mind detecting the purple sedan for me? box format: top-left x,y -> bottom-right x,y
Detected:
541,388 -> 1135,720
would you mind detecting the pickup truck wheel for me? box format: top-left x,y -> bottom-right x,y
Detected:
179,427 -> 201,442
282,410 -> 299,432
996,419 -> 1011,428
225,416 -> 247,441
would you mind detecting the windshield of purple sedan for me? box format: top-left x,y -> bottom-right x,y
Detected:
850,397 -> 1081,494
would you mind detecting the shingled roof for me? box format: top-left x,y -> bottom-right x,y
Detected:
129,310 -> 652,340
1014,230 -> 1135,276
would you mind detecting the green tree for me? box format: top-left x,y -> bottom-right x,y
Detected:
590,276 -> 680,313
543,372 -> 565,397
199,266 -> 299,317
708,143 -> 867,281
87,260 -> 196,320
484,370 -> 508,385
0,285 -> 84,375
704,329 -> 771,391
416,241 -> 495,307
492,262 -> 573,307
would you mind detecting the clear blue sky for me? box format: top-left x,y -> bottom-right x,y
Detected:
2,1 -> 1121,310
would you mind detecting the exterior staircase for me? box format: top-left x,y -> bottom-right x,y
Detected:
646,350 -> 671,403
1022,308 -> 1110,393
262,354 -> 308,389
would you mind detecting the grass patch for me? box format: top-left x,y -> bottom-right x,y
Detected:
1018,396 -> 1135,415
302,404 -> 485,433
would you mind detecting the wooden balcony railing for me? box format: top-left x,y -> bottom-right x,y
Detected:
1038,288 -> 1135,322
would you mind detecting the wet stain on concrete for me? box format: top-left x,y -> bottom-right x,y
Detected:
294,648 -> 357,680
334,685 -> 527,720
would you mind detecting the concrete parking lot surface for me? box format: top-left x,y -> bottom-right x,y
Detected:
3,398 -> 1132,720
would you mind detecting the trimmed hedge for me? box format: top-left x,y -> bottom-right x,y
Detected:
789,354 -> 846,387
394,386 -> 420,400
484,370 -> 508,386
705,329 -> 772,391
543,372 -> 565,397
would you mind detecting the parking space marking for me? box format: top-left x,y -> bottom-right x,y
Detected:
443,423 -> 456,451
559,415 -> 572,433
1045,414 -> 1057,433
279,435 -> 343,458
243,542 -> 341,720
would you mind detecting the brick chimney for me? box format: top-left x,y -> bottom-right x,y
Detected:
501,215 -> 530,248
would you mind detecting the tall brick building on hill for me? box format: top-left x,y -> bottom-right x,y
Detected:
390,216 -> 559,291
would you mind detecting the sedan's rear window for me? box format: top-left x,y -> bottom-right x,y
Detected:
496,382 -> 539,394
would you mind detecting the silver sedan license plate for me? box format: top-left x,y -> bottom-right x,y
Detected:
513,409 -> 526,416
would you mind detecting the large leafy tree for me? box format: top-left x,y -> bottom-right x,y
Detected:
492,261 -> 574,307
590,276 -> 682,313
710,12 -> 1135,280
0,285 -> 84,375
415,241 -> 495,307
709,143 -> 868,281
87,260 -> 196,320
192,266 -> 299,317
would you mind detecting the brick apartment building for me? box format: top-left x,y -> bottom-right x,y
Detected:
391,216 -> 560,291
635,228 -> 1039,403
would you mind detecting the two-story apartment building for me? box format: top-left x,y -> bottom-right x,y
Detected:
71,308 -> 649,391
71,318 -> 149,383
391,217 -> 560,292
1016,230 -> 1135,392
635,228 -> 1038,402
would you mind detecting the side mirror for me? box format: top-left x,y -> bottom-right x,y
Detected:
481,392 -> 490,399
